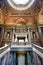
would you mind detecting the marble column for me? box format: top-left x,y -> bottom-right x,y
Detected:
38,26 -> 43,46
2,55 -> 6,65
28,29 -> 31,43
25,35 -> 28,42
14,52 -> 16,65
27,52 -> 32,65
18,55 -> 25,65
33,52 -> 42,65
0,27 -> 4,46
5,52 -> 10,65
12,29 -> 15,42
9,52 -> 13,65
0,59 -> 2,65
41,58 -> 43,65
38,27 -> 42,35
15,35 -> 17,42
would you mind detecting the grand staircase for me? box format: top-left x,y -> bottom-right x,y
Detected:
0,42 -> 43,65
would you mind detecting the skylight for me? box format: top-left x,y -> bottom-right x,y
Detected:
13,0 -> 29,5
7,0 -> 35,10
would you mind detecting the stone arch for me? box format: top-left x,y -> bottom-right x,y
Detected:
16,18 -> 27,26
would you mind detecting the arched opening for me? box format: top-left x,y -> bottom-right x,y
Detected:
15,18 -> 28,32
16,18 -> 27,25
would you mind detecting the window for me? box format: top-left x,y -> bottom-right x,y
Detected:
7,0 -> 35,10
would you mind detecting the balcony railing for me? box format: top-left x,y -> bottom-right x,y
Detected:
0,44 -> 10,59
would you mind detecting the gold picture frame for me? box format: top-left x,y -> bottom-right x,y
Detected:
4,29 -> 12,41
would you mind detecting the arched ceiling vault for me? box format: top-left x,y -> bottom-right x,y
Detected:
0,0 -> 43,15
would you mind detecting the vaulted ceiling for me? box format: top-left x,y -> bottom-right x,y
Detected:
0,0 -> 43,15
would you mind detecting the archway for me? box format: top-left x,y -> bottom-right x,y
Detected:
16,18 -> 27,25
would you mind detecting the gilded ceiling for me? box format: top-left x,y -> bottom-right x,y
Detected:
0,0 -> 42,15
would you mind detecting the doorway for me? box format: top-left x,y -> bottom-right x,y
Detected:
17,37 -> 26,45
16,51 -> 27,65
17,37 -> 25,42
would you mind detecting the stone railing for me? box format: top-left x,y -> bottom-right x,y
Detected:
32,43 -> 43,58
32,44 -> 43,53
0,44 -> 10,59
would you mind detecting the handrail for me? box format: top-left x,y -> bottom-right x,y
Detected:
0,45 -> 9,50
0,44 -> 10,54
31,43 -> 43,53
0,44 -> 10,59
32,43 -> 43,58
0,43 -> 43,59
33,47 -> 43,58
32,44 -> 43,49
